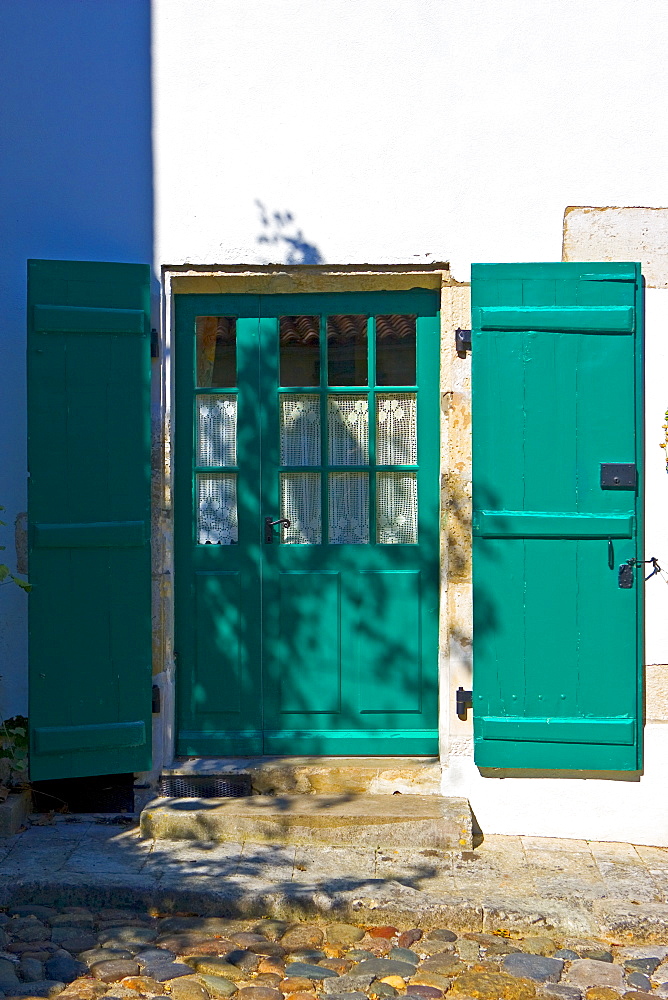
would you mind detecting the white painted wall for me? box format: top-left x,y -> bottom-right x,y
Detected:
153,0 -> 668,280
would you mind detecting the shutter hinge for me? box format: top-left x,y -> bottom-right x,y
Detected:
151,684 -> 161,714
455,329 -> 472,355
151,327 -> 160,358
456,686 -> 473,719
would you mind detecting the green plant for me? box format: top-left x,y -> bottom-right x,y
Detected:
0,506 -> 30,592
0,715 -> 28,799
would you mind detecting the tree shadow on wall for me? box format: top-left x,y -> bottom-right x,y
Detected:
255,200 -> 323,265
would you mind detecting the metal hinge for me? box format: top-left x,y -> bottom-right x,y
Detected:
151,684 -> 161,714
455,328 -> 472,354
456,686 -> 473,718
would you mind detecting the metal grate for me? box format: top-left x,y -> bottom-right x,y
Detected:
159,774 -> 252,798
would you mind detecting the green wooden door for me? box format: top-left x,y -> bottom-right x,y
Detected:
471,262 -> 643,770
175,291 -> 440,755
28,259 -> 152,780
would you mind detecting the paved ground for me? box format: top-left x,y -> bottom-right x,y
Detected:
3,818 -> 668,940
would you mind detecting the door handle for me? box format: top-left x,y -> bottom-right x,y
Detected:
264,517 -> 291,543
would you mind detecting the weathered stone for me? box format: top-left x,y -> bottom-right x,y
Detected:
9,909 -> 57,921
185,961 -> 246,982
278,979 -> 314,995
565,964 -> 625,993
80,953 -> 133,969
8,944 -> 58,957
451,971 -> 536,1000
19,959 -> 45,984
91,962 -> 140,984
4,980 -> 66,997
257,961 -> 285,978
325,928 -> 364,949
118,977 -> 165,995
141,964 -> 195,983
167,977 -> 210,1000
252,925 -> 289,944
322,974 -> 373,995
12,924 -> 50,945
49,918 -> 93,932
404,987 -> 443,999
398,932 -> 422,951
353,959 -> 415,979
554,953 -> 580,962
426,931 -> 457,944
624,960 -> 659,976
456,941 -> 480,962
389,949 -> 419,965
135,951 -> 176,968
283,953 -> 324,965
283,964 -> 338,981
280,931 -> 323,953
0,957 -> 20,988
619,948 -> 668,961
44,957 -> 87,984
51,933 -> 97,955
229,937 -> 266,950
284,993 -> 317,1000
255,975 -> 282,987
235,989 -> 282,1000
539,986 -> 583,1000
409,973 -> 451,992
368,929 -> 397,941
197,977 -> 238,999
369,985 -> 397,998
419,955 -> 464,976
584,990 -> 620,1000
226,952 -> 260,974
358,937 -> 392,958
379,977 -> 406,991
318,961 -> 352,975
581,954 -> 612,966
157,921 -> 237,938
98,986 -> 138,999
163,941 -> 235,959
346,952 -> 373,963
626,978 -> 650,994
623,993 -> 655,1000
520,941 -> 556,959
57,977 -> 109,1000
652,963 -> 668,984
98,933 -> 157,950
502,956 -> 563,985
321,993 -> 366,1000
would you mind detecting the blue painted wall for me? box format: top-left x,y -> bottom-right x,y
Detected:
0,0 -> 153,716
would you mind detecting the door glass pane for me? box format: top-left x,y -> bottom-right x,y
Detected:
280,395 -> 321,466
197,394 -> 237,467
196,317 -> 236,387
280,316 -> 320,386
377,393 -> 417,465
376,315 -> 416,386
329,472 -> 369,544
328,395 -> 368,465
327,315 -> 367,386
197,473 -> 238,544
281,473 -> 322,544
377,472 -> 417,544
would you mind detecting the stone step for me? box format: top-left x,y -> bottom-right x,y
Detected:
163,756 -> 442,795
140,793 -> 472,849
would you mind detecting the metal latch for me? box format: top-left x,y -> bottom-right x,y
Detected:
455,329 -> 472,354
601,463 -> 637,489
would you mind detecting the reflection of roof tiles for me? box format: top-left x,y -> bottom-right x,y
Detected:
280,314 -> 416,345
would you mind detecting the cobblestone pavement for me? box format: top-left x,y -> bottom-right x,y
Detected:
2,818 -> 668,964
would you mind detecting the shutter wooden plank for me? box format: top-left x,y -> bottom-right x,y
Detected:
28,259 -> 152,780
471,261 -> 643,771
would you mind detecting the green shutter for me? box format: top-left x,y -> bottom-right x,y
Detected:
471,262 -> 643,771
28,259 -> 152,780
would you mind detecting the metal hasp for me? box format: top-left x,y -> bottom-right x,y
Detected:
264,516 -> 291,543
618,561 -> 635,589
456,686 -> 473,718
601,463 -> 637,490
455,328 -> 472,353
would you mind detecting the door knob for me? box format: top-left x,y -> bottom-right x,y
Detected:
264,516 -> 291,543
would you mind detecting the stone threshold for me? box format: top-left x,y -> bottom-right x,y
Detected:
163,756 -> 443,796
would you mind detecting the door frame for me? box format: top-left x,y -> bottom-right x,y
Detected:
146,263 -> 470,775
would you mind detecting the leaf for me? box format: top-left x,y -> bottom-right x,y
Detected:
7,728 -> 26,738
11,577 -> 31,593
0,566 -> 9,583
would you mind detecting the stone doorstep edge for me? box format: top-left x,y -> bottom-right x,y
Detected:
1,876 -> 659,940
0,790 -> 32,837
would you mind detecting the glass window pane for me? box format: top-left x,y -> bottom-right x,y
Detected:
280,316 -> 320,386
377,393 -> 417,465
377,472 -> 417,544
197,473 -> 238,544
328,395 -> 368,465
376,315 -> 416,386
197,394 -> 237,467
327,315 -> 367,386
328,472 -> 369,544
196,317 -> 236,387
281,473 -> 322,544
280,394 -> 321,466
